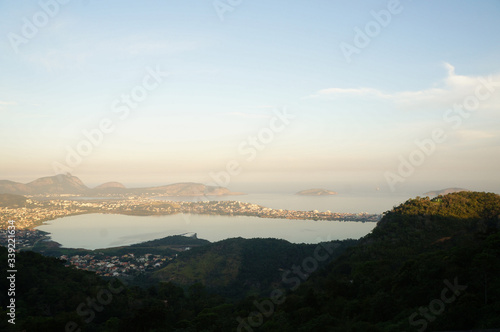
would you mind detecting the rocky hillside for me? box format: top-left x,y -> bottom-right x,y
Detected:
0,174 -> 87,195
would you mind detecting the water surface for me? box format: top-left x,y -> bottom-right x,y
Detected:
37,213 -> 377,250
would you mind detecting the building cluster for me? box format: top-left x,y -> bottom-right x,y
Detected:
0,199 -> 88,229
60,253 -> 170,277
1,197 -> 381,230
178,200 -> 380,222
0,229 -> 49,249
0,227 -> 178,277
0,199 -> 177,229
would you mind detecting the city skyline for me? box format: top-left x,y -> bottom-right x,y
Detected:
1,0 -> 499,194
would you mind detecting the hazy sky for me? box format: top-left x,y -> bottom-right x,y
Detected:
1,0 -> 499,194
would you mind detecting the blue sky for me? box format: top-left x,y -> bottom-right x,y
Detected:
1,0 -> 499,194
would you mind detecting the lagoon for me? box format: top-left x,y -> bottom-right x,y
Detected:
36,213 -> 377,250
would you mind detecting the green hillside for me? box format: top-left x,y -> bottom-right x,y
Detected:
32,235 -> 210,257
2,191 -> 499,331
131,235 -> 210,247
153,237 -> 354,299
0,247 -> 129,331
249,192 -> 500,331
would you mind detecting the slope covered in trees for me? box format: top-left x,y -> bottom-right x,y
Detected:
250,192 -> 500,331
153,237 -> 354,299
1,192 -> 499,331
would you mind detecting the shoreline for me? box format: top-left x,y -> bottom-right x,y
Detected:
0,197 -> 382,230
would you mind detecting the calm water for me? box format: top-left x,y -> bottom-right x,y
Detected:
153,193 -> 410,214
36,213 -> 377,250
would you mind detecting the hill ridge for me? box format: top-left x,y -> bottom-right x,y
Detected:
0,174 -> 242,196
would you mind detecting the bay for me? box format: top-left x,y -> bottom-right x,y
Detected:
36,213 -> 377,250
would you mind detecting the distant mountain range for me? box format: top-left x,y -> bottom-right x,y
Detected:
295,188 -> 337,196
423,187 -> 470,196
0,174 -> 242,196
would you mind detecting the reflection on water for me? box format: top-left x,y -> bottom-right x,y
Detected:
36,213 -> 377,250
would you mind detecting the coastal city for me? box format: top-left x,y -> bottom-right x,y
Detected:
61,252 -> 172,277
0,197 -> 381,230
0,196 -> 380,276
0,227 -> 192,277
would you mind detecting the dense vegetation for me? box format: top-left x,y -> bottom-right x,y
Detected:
251,192 -> 500,331
1,191 -> 499,331
153,237 -> 355,299
31,235 -> 211,257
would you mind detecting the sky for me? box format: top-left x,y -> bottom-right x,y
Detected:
1,0 -> 499,195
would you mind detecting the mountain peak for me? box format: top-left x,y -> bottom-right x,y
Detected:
27,174 -> 88,194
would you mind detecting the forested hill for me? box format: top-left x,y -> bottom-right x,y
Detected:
1,191 -> 499,331
153,237 -> 355,299
374,191 -> 500,244
254,192 -> 500,331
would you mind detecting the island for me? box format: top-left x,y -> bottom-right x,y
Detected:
423,187 -> 469,197
296,188 -> 337,196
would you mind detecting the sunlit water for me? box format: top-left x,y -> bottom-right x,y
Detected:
36,213 -> 377,250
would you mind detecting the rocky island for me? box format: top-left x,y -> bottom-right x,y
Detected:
295,188 -> 337,196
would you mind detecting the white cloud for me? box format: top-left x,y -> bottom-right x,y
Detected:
22,34 -> 204,73
394,63 -> 500,110
22,44 -> 93,73
308,63 -> 500,112
224,112 -> 272,119
456,129 -> 498,140
307,87 -> 391,99
125,39 -> 199,56
0,100 -> 17,111
250,105 -> 277,109
0,101 -> 17,105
